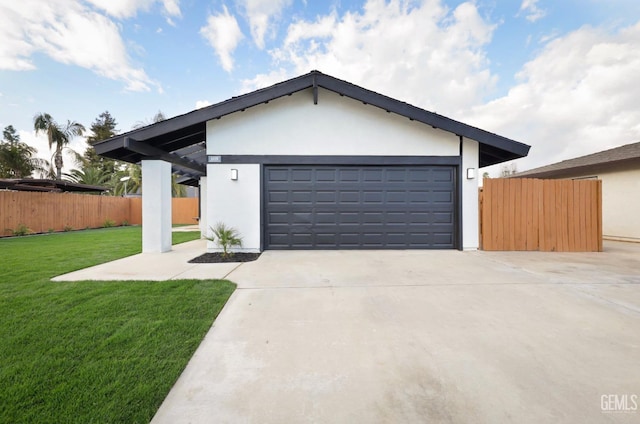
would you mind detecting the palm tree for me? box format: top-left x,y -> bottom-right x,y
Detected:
33,113 -> 85,180
0,125 -> 49,178
65,166 -> 111,186
113,164 -> 142,196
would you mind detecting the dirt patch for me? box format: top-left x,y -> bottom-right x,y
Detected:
188,252 -> 261,263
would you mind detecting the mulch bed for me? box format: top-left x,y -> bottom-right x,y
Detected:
188,252 -> 261,263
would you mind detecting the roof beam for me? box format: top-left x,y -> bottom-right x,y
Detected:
124,137 -> 206,174
312,73 -> 318,105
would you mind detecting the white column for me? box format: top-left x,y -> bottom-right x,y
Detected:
142,160 -> 172,253
462,138 -> 480,250
198,176 -> 208,238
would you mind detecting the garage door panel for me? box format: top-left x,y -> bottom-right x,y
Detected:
338,212 -> 360,224
316,169 -> 337,182
433,168 -> 454,182
291,169 -> 313,181
267,169 -> 289,181
268,191 -> 288,203
383,169 -> 407,181
316,212 -> 338,225
432,190 -> 454,203
315,191 -> 336,203
386,191 -> 408,203
363,191 -> 384,204
267,212 -> 290,224
291,191 -> 313,204
363,169 -> 384,182
339,169 -> 360,182
265,165 -> 456,249
339,191 -> 360,203
433,212 -> 454,224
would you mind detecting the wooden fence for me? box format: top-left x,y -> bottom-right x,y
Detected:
480,178 -> 602,252
1,191 -> 199,236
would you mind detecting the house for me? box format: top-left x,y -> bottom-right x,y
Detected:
514,142 -> 640,242
95,71 -> 530,252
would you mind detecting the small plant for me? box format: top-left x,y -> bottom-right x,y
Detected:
121,220 -> 129,227
103,219 -> 116,228
11,224 -> 31,236
63,225 -> 73,232
48,228 -> 54,234
205,223 -> 242,258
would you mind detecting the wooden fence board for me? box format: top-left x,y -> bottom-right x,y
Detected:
0,192 -> 198,237
481,178 -> 602,252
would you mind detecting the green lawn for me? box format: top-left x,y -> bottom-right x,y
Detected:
0,227 -> 236,423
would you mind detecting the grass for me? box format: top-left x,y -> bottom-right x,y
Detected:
0,227 -> 236,423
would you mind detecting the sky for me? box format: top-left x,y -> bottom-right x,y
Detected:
1,0 -> 640,177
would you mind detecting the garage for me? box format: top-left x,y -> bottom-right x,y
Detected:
264,165 -> 456,249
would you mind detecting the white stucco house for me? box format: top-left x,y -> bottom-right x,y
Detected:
95,71 -> 530,253
515,142 -> 640,242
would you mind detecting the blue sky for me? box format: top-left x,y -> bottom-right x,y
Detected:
2,0 -> 640,175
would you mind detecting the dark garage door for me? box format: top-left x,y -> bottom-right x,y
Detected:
264,165 -> 457,249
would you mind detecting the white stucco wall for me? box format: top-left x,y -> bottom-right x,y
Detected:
462,138 -> 479,249
206,88 -> 480,251
601,168 -> 640,240
206,164 -> 261,252
207,88 -> 459,156
574,168 -> 640,241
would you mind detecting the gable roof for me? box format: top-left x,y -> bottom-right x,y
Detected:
514,141 -> 640,179
95,70 -> 530,185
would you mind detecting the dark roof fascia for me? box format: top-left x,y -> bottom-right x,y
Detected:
95,70 -> 530,167
514,157 -> 640,179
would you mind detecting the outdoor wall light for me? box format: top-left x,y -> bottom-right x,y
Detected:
466,168 -> 476,179
230,169 -> 238,181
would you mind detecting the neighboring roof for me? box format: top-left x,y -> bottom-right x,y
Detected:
95,70 -> 530,182
514,141 -> 640,179
0,179 -> 108,193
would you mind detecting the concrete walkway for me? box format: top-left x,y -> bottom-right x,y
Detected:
142,241 -> 640,424
52,239 -> 240,281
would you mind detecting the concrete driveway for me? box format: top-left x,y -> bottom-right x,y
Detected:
152,242 -> 640,424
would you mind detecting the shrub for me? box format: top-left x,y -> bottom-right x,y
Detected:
63,225 -> 73,232
11,224 -> 30,236
103,219 -> 116,228
121,220 -> 130,227
205,223 -> 242,258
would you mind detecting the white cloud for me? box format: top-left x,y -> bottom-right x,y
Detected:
518,0 -> 547,23
244,0 -> 497,116
239,0 -> 292,49
240,68 -> 292,94
162,0 -> 181,17
0,0 -> 158,91
200,6 -> 244,72
84,0 -> 181,19
465,22 -> 640,172
195,100 -> 212,109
